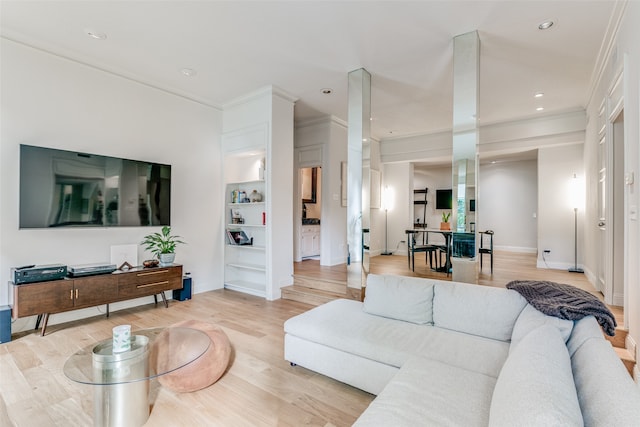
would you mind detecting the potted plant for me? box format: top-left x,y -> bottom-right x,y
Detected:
440,212 -> 451,230
141,226 -> 186,266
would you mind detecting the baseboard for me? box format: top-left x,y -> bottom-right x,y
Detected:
535,260 -> 579,270
634,365 -> 640,386
613,292 -> 624,307
494,245 -> 537,253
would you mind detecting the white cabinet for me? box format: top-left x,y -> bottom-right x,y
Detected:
221,86 -> 296,300
301,225 -> 320,258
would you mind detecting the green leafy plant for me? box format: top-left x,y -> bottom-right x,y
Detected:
141,226 -> 185,257
441,212 -> 451,223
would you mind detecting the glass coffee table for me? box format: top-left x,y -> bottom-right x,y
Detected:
64,327 -> 210,427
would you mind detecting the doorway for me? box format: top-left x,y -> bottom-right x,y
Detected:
598,100 -> 625,311
299,167 -> 322,260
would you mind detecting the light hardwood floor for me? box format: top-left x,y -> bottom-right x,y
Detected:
295,250 -> 623,326
1,291 -> 374,426
2,251 -> 623,426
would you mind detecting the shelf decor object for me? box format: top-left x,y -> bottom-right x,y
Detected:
140,226 -> 185,266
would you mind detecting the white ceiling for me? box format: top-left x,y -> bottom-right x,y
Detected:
0,1 -> 617,141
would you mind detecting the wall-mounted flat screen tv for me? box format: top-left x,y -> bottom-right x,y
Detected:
20,144 -> 171,228
436,189 -> 452,209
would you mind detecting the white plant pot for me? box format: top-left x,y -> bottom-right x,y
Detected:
158,253 -> 176,266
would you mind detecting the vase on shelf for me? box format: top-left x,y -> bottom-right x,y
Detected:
249,190 -> 263,203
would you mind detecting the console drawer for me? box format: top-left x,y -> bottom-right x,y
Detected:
117,266 -> 182,298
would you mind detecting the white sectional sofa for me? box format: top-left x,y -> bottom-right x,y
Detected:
284,274 -> 640,426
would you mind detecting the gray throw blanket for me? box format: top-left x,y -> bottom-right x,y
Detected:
506,280 -> 617,336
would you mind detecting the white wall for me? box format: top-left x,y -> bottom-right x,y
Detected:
414,166 -> 452,229
537,144 -> 584,269
411,161 -> 537,253
382,162 -> 413,255
1,39 -> 223,332
479,159 -> 538,252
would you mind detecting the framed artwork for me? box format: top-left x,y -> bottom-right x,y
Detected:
110,244 -> 138,270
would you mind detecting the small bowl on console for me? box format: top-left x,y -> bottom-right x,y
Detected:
143,259 -> 159,268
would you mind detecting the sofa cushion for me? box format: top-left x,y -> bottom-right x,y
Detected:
433,282 -> 527,342
284,298 -> 509,378
489,325 -> 583,426
354,356 -> 497,427
565,315 -> 603,357
363,274 -> 434,324
571,337 -> 640,426
510,304 -> 574,353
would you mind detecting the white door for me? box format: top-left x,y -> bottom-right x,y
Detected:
597,132 -> 607,294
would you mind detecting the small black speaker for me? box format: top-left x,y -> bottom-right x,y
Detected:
173,275 -> 192,301
0,305 -> 11,344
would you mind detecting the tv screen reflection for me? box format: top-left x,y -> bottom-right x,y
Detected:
20,144 -> 171,228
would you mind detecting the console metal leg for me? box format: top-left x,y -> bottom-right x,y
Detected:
40,313 -> 49,336
106,304 -> 110,318
35,314 -> 42,330
153,295 -> 158,305
159,292 -> 168,308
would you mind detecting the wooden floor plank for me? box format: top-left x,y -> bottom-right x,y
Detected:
2,290 -> 373,426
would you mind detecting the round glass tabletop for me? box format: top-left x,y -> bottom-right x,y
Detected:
63,327 -> 211,385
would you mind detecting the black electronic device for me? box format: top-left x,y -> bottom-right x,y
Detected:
0,305 -> 10,343
173,275 -> 192,301
19,144 -> 172,228
436,189 -> 452,210
12,264 -> 67,284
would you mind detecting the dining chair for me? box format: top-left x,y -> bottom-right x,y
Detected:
478,230 -> 494,273
407,231 -> 440,272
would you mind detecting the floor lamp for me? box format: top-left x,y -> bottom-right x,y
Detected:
569,174 -> 584,273
568,207 -> 584,273
381,186 -> 393,255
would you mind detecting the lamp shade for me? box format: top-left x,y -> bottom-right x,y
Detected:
569,173 -> 585,210
382,186 -> 394,211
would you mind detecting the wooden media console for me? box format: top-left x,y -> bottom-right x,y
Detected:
10,264 -> 183,335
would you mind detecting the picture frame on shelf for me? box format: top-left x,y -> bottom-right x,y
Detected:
227,229 -> 253,246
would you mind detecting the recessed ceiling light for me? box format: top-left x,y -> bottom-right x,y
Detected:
181,68 -> 197,77
538,20 -> 554,30
85,29 -> 107,40
536,107 -> 545,111
321,88 -> 332,94
534,92 -> 544,98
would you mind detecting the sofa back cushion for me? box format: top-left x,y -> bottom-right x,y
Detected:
510,304 -> 574,353
571,336 -> 640,426
565,315 -> 603,357
489,325 -> 583,426
364,274 -> 434,324
433,282 -> 526,341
